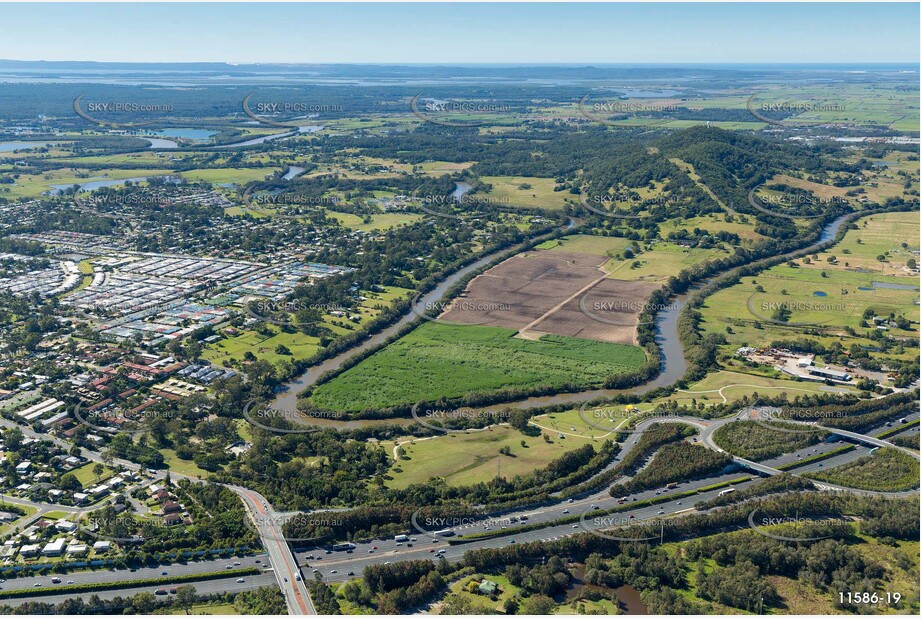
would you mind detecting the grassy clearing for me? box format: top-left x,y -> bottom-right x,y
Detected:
161,448 -> 212,479
329,211 -> 422,231
666,370 -> 851,407
71,463 -> 114,487
656,212 -> 764,242
0,167 -> 171,199
201,325 -> 322,368
386,424 -> 594,488
310,322 -> 647,412
538,234 -> 727,283
479,175 -> 567,210
178,167 -> 280,185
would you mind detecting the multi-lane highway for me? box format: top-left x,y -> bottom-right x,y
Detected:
3,399 -> 916,610
0,571 -> 279,609
290,408 -> 919,583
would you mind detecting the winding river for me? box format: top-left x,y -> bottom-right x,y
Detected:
271,213 -> 852,418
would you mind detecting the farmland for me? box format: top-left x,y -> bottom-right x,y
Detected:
308,321 -> 646,412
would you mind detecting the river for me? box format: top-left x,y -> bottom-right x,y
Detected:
212,126 -> 322,149
282,166 -> 306,180
272,213 -> 852,416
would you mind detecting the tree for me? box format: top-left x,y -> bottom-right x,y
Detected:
131,591 -> 157,614
521,594 -> 556,614
59,473 -> 82,491
92,463 -> 104,482
175,585 -> 197,614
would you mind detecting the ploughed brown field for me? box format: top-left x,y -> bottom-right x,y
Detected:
439,251 -> 660,345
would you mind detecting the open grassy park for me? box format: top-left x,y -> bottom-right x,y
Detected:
386,424 -> 594,489
309,321 -> 647,412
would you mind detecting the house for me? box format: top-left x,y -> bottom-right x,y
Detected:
73,492 -> 89,505
41,538 -> 66,556
477,580 -> 499,595
162,501 -> 182,514
66,544 -> 88,556
54,520 -> 77,533
92,540 -> 112,553
164,513 -> 183,526
19,544 -> 40,557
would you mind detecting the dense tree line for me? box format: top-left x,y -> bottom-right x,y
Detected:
611,441 -> 733,497
712,420 -> 827,461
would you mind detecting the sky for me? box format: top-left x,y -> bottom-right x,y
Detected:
0,2 -> 917,64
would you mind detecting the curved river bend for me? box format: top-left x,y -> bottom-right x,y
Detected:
272,214 -> 851,418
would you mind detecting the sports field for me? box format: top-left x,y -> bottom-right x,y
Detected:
309,321 -> 647,412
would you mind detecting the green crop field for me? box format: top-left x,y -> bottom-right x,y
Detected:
386,424 -> 594,489
309,322 -> 647,412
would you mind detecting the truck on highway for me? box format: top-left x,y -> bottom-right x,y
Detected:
332,542 -> 356,551
433,529 -> 455,537
394,534 -> 409,542
718,488 -> 735,496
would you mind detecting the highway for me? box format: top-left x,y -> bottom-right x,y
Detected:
291,409 -> 920,584
0,571 -> 279,609
2,404 -> 916,609
230,486 -> 316,615
0,553 -> 267,592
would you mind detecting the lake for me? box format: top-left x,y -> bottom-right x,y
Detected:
0,141 -> 56,152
